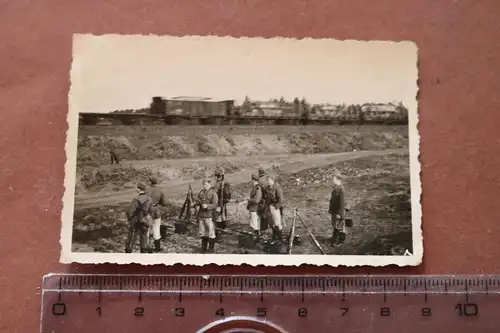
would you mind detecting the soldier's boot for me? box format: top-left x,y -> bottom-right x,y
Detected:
140,248 -> 147,253
331,229 -> 340,246
125,248 -> 132,253
271,228 -> 277,241
253,230 -> 260,243
208,238 -> 216,253
154,239 -> 162,253
201,237 -> 209,253
275,228 -> 284,243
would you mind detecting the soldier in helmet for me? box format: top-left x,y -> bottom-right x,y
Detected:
329,170 -> 346,246
125,183 -> 154,253
146,176 -> 168,252
213,166 -> 232,233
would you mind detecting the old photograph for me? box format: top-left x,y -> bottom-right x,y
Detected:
61,34 -> 421,266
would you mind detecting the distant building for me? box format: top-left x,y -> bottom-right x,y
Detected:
361,103 -> 398,113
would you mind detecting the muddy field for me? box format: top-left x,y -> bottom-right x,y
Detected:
72,124 -> 412,256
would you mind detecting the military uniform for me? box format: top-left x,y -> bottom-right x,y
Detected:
329,183 -> 346,246
195,187 -> 219,253
257,168 -> 269,231
267,180 -> 285,241
109,143 -> 120,164
125,184 -> 153,253
213,176 -> 231,229
247,174 -> 263,236
146,177 -> 168,252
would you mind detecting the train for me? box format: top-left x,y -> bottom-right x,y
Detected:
79,97 -> 409,126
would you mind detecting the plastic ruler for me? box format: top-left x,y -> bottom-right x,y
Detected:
41,274 -> 499,333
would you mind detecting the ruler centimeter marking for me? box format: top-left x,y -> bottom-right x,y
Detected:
42,275 -> 500,294
42,274 -> 500,333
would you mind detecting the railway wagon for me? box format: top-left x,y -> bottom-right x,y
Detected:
150,96 -> 234,117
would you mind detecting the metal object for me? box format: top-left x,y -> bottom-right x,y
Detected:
296,211 -> 325,254
41,274 -> 499,333
287,209 -> 297,254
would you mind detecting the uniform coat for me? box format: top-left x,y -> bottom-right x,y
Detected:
247,183 -> 263,212
126,193 -> 153,226
267,183 -> 284,209
146,185 -> 168,219
196,189 -> 219,218
258,176 -> 267,195
125,193 -> 153,251
329,184 -> 345,218
214,179 -> 231,206
329,184 -> 346,232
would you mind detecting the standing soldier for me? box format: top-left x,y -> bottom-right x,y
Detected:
109,141 -> 120,164
329,170 -> 346,247
257,168 -> 269,232
213,167 -> 232,233
266,173 -> 285,242
125,183 -> 153,253
194,179 -> 219,253
146,176 -> 168,253
247,173 -> 263,240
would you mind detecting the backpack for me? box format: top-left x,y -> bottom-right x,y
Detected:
218,181 -> 231,203
130,198 -> 152,228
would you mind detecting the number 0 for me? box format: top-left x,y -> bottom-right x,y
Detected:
52,303 -> 66,316
421,307 -> 431,317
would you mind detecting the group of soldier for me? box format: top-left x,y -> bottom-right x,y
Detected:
123,165 -> 347,254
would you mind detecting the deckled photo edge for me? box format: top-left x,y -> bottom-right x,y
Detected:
60,34 -> 421,266
59,37 -> 81,264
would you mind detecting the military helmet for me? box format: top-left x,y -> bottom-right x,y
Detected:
214,166 -> 225,177
149,176 -> 159,185
137,183 -> 147,191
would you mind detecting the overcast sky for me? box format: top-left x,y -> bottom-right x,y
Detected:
70,35 -> 418,113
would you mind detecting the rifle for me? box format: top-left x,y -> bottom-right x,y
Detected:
179,185 -> 196,221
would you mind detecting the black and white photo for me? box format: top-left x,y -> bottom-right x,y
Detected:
61,34 -> 421,266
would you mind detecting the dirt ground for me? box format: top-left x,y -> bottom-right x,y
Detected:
72,124 -> 412,255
